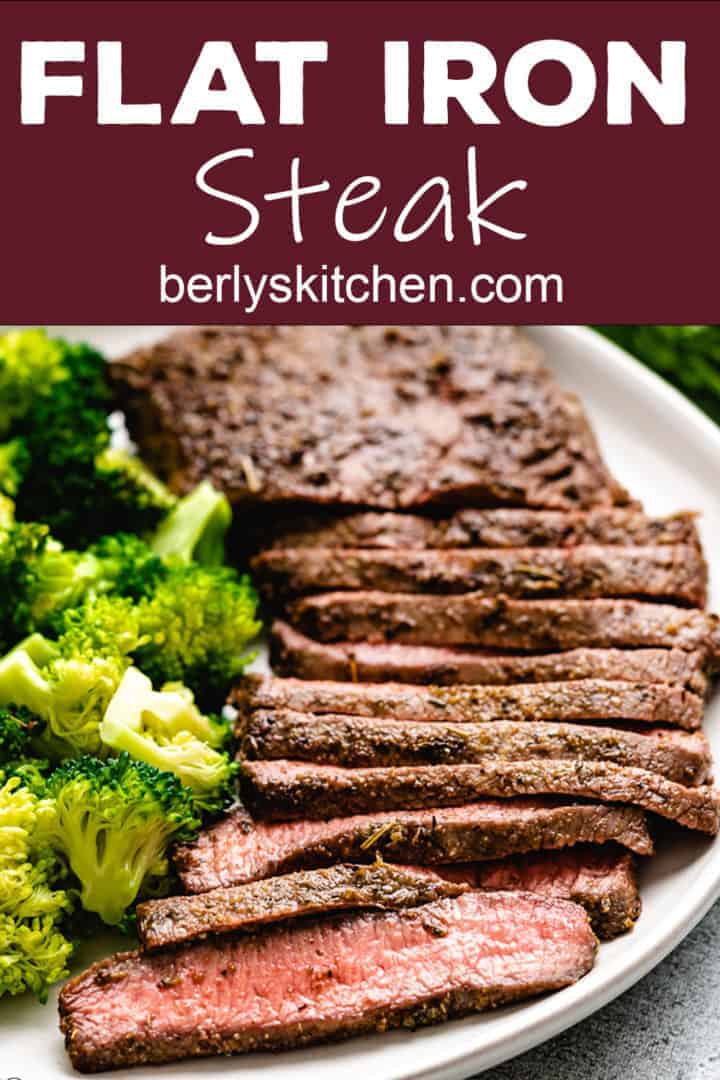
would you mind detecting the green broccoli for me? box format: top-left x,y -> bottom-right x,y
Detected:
0,329 -> 68,436
86,532 -> 166,602
0,597 -> 142,760
45,753 -> 200,925
149,479 -> 232,567
0,517 -> 51,651
595,326 -> 720,425
0,329 -> 175,545
0,438 -> 30,497
0,768 -> 73,1000
135,564 -> 260,708
100,667 -> 237,812
0,706 -> 43,763
93,447 -> 178,534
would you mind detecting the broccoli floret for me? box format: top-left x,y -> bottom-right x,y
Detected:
86,532 -> 166,601
0,706 -> 43,763
0,518 -> 50,651
0,769 -> 73,1000
135,564 -> 260,708
94,448 -> 178,532
100,667 -> 237,813
0,329 -> 68,436
0,597 -> 141,760
11,337 -> 113,544
149,480 -> 232,567
45,753 -> 200,925
0,520 -> 166,652
0,438 -> 30,498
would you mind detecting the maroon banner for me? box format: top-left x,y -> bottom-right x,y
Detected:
0,0 -> 717,322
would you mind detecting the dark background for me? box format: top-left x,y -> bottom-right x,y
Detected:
0,1 -> 717,322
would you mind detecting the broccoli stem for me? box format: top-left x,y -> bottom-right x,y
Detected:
149,480 -> 231,566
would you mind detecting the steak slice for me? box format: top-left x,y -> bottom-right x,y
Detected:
446,846 -> 640,939
254,544 -> 707,605
111,325 -> 629,511
244,711 -> 711,785
136,862 -> 469,952
270,621 -> 710,695
290,593 -> 720,655
60,892 -> 596,1073
234,675 -> 705,730
262,508 -> 700,551
175,801 -> 653,893
242,759 -> 720,833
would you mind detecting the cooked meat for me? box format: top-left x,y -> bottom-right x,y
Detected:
244,711 -> 711,785
136,862 -> 469,952
270,621 -> 710,695
60,892 -> 596,1073
234,675 -> 705,730
242,759 -> 720,833
446,846 -> 640,939
110,325 -> 629,511
262,508 -> 700,551
254,544 -> 707,605
175,801 -> 653,893
289,593 -> 720,655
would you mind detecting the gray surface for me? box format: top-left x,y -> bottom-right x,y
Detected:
479,899 -> 720,1080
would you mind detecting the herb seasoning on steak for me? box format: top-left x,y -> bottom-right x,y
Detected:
110,325 -> 629,511
241,758 -> 720,833
254,544 -> 707,605
175,801 -> 653,893
234,675 -> 705,730
289,593 -> 720,655
261,508 -> 700,552
243,710 -> 711,785
60,892 -> 596,1072
270,622 -> 710,694
136,862 -> 468,951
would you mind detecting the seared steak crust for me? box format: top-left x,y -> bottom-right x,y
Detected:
175,801 -> 653,893
234,675 -> 705,730
110,325 -> 628,511
136,862 -> 468,951
270,622 -> 710,694
254,544 -> 707,605
60,893 -> 596,1072
242,758 -> 720,833
244,710 -> 711,785
262,508 -> 700,551
290,593 -> 720,655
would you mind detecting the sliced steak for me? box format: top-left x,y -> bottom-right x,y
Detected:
111,325 -> 629,511
254,544 -> 707,605
289,593 -> 720,656
270,621 -> 710,695
447,846 -> 640,939
234,675 -> 705,730
60,892 -> 596,1073
263,508 -> 700,551
175,801 -> 653,893
244,711 -> 711,785
136,862 -> 469,952
242,759 -> 720,833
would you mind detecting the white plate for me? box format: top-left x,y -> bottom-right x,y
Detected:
2,325 -> 720,1080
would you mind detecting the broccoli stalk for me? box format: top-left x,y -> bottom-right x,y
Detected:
45,753 -> 200,926
100,667 -> 237,812
149,480 -> 232,566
